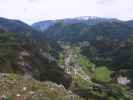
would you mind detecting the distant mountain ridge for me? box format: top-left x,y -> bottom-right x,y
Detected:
32,16 -> 121,31
38,21 -> 133,42
126,20 -> 133,28
32,16 -> 133,42
0,17 -> 33,33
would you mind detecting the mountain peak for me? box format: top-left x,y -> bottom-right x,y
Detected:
75,16 -> 100,20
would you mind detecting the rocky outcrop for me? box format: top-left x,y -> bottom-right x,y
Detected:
0,73 -> 82,100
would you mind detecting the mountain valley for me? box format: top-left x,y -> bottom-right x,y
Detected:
0,16 -> 133,100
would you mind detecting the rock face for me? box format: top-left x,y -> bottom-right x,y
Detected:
117,75 -> 130,85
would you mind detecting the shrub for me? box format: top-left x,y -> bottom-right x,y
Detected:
94,66 -> 112,82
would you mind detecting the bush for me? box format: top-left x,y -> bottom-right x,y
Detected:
94,66 -> 112,82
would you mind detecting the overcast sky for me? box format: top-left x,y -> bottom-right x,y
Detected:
0,0 -> 133,23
